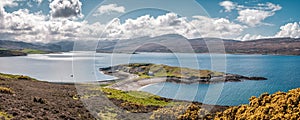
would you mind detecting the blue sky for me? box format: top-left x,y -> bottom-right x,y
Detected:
198,0 -> 300,36
1,0 -> 300,42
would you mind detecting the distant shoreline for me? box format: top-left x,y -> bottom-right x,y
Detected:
96,51 -> 300,56
2,51 -> 300,57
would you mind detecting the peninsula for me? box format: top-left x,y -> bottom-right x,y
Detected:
99,63 -> 267,91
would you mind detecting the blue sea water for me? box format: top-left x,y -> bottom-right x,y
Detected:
0,52 -> 299,106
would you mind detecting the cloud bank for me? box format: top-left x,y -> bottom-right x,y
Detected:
0,1 -> 299,42
276,22 -> 300,38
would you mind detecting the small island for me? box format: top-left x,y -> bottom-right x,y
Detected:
99,63 -> 267,91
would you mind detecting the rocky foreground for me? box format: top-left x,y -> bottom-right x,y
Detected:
0,73 -> 96,120
0,73 -> 229,120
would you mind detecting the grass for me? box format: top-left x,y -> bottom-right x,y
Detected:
0,111 -> 13,120
101,88 -> 170,107
125,63 -> 224,79
0,87 -> 14,94
20,49 -> 47,54
0,49 -> 26,56
0,73 -> 36,80
137,74 -> 151,79
0,73 -> 17,79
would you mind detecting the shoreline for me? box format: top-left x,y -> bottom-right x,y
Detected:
0,72 -> 230,119
96,51 -> 300,56
106,76 -> 167,91
100,63 -> 267,92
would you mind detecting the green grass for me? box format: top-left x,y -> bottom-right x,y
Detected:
125,63 -> 224,79
0,73 -> 20,79
101,88 -> 170,107
0,48 -> 7,50
21,49 -> 47,54
0,111 -> 13,120
137,74 -> 151,79
0,73 -> 36,80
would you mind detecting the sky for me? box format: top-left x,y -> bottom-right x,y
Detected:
0,0 -> 300,42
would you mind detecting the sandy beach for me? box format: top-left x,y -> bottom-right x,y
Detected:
104,71 -> 167,91
107,76 -> 167,91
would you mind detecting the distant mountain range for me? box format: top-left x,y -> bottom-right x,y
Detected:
1,34 -> 300,55
0,40 -> 73,52
96,34 -> 300,55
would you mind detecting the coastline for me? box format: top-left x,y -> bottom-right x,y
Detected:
100,63 -> 267,92
2,68 -> 299,119
0,72 -> 229,119
96,51 -> 300,56
106,76 -> 167,91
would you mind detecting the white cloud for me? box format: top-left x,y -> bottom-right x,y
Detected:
49,0 -> 83,18
219,1 -> 236,12
0,0 -> 102,42
0,7 -> 248,42
191,16 -> 246,39
93,4 -> 125,16
25,0 -> 44,7
275,22 -> 300,38
258,2 -> 282,12
237,2 -> 281,27
96,13 -> 246,40
0,0 -> 295,43
238,34 -> 270,41
98,13 -> 190,39
0,0 -> 19,7
0,4 -> 92,42
237,9 -> 274,27
219,1 -> 282,27
0,8 -> 5,29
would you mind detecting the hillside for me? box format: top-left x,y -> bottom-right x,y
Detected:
0,72 -> 229,120
0,40 -> 75,53
215,88 -> 300,119
0,50 -> 27,57
2,35 -> 300,55
0,73 -> 95,119
96,34 -> 300,55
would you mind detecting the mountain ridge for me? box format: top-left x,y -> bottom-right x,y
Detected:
1,34 -> 300,55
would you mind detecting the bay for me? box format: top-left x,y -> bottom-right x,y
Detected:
0,52 -> 299,106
